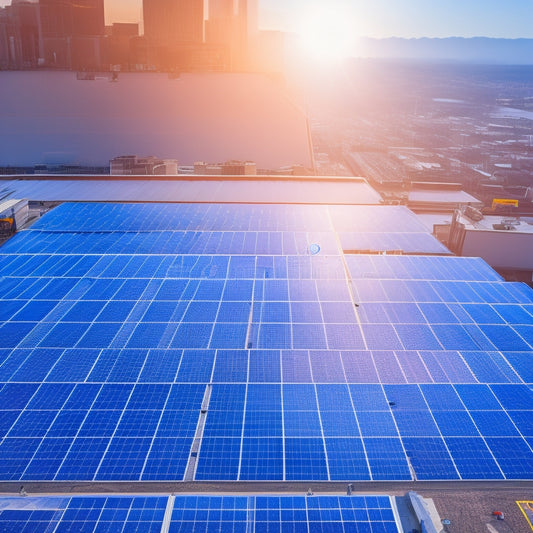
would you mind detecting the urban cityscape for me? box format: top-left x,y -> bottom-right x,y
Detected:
1,1 -> 533,532
0,0 -> 282,73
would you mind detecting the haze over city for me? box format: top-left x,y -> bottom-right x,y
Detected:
1,0 -> 533,41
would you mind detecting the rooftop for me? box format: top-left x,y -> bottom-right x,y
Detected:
0,175 -> 383,205
460,214 -> 533,234
409,188 -> 482,206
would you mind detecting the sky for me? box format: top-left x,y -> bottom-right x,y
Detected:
1,0 -> 532,38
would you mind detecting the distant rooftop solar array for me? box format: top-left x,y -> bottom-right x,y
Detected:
0,202 -> 532,483
2,203 -> 450,256
0,494 -> 401,533
0,177 -> 384,204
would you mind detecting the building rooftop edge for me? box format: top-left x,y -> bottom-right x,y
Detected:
0,175 -> 368,184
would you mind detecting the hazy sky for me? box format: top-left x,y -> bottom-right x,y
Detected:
1,0 -> 532,38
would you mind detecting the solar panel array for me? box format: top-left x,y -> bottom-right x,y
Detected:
0,202 -> 532,482
0,495 -> 167,533
0,494 -> 400,533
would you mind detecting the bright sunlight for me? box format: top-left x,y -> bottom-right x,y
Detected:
296,5 -> 357,62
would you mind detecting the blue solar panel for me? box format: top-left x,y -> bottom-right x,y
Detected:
358,412 -> 399,437
285,438 -> 328,480
432,411 -> 480,437
364,438 -> 411,481
325,438 -> 370,480
445,437 -> 504,479
403,437 -> 459,480
96,437 -> 152,480
485,438 -> 533,479
142,437 -> 193,480
240,438 -> 284,480
195,437 -> 241,480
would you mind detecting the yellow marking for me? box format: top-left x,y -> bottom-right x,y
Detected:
492,198 -> 518,209
517,501 -> 533,531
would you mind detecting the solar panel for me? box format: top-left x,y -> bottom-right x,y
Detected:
0,202 -> 532,483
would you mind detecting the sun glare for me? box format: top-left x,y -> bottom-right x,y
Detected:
297,6 -> 356,63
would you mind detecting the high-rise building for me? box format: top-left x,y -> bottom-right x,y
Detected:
39,0 -> 105,68
238,0 -> 257,39
205,0 -> 233,46
105,23 -> 139,69
72,0 -> 105,36
205,0 -> 257,70
235,0 -> 258,69
1,1 -> 42,69
143,0 -> 203,45
39,0 -> 104,38
5,1 -> 42,67
0,4 -> 24,69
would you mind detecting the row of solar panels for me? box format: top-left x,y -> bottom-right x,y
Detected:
2,313 -> 532,352
0,347 -> 531,384
30,203 -> 427,234
0,254 -> 499,281
2,230 -> 344,256
0,495 -> 400,533
1,379 -> 533,481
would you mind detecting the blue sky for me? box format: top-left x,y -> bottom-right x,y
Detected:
262,0 -> 533,38
1,0 -> 532,38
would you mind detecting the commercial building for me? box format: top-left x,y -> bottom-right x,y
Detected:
194,160 -> 257,175
110,155 -> 178,176
448,211 -> 533,283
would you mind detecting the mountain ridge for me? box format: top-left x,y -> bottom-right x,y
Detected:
354,37 -> 533,64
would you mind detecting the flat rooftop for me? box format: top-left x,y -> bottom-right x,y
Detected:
409,188 -> 482,206
0,176 -> 383,205
460,214 -> 533,234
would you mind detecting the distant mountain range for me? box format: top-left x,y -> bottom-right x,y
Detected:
354,37 -> 533,64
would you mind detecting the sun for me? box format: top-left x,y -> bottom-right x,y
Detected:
297,5 -> 356,63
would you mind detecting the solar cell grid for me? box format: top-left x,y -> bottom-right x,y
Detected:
1,202 -> 533,483
0,493 -> 397,532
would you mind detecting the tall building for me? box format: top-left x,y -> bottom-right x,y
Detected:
0,0 -> 41,69
143,0 -> 203,45
235,0 -> 258,69
105,22 -> 139,69
205,0 -> 233,46
143,0 -> 204,69
72,0 -> 105,36
205,0 -> 257,70
238,0 -> 257,39
39,0 -> 105,68
39,0 -> 104,38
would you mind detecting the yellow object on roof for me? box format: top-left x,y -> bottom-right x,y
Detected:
492,198 -> 519,209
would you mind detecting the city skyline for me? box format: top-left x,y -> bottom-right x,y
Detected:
1,0 -> 533,39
